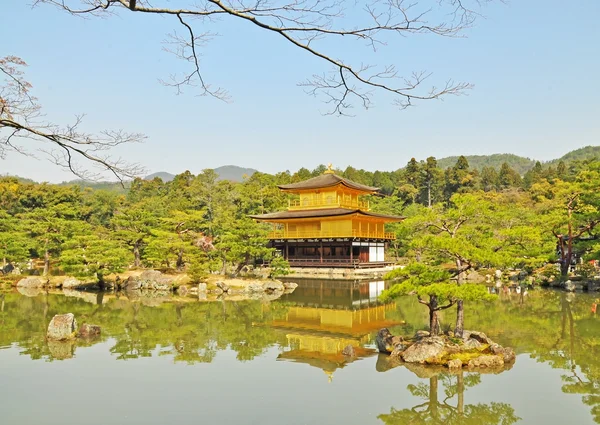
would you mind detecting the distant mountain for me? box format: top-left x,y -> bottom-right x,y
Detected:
548,145 -> 600,165
144,166 -> 257,183
144,172 -> 176,182
436,146 -> 599,174
437,154 -> 536,175
214,165 -> 257,182
0,174 -> 37,184
57,179 -> 129,193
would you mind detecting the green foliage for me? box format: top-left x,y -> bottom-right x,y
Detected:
59,227 -> 131,279
437,153 -> 536,175
269,256 -> 291,278
576,263 -> 597,280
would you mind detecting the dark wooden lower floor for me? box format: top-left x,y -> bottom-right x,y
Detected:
270,239 -> 392,268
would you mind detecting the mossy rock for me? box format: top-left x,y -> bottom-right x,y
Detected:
443,351 -> 486,366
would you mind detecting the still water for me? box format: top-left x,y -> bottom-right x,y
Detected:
1,280 -> 599,425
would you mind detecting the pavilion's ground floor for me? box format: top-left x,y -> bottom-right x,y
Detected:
269,238 -> 392,268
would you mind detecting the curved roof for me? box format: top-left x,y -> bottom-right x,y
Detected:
278,174 -> 379,193
249,208 -> 404,222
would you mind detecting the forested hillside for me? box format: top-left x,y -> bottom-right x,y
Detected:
436,154 -> 536,174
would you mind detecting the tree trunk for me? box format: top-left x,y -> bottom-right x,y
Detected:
455,258 -> 465,338
427,181 -> 432,208
97,273 -> 107,291
133,240 -> 141,268
429,295 -> 440,336
455,300 -> 464,338
176,249 -> 184,271
43,249 -> 50,276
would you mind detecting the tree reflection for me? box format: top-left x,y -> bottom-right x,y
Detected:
0,292 -> 290,362
378,367 -> 520,425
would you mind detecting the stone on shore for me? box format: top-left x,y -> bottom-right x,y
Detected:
17,276 -> 46,288
47,313 -> 78,341
61,277 -> 82,289
124,270 -> 174,291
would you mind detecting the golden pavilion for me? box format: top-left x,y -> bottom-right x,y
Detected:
250,166 -> 404,268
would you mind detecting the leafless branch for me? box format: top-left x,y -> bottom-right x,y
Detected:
34,0 -> 493,114
1,56 -> 145,183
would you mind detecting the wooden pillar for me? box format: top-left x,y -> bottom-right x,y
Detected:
320,240 -> 323,264
285,241 -> 289,260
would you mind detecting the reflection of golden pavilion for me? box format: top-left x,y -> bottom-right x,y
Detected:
273,279 -> 402,381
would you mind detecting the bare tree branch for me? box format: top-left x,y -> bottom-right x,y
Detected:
0,56 -> 145,183
34,0 -> 494,114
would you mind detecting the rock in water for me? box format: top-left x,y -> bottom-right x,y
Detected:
376,328 -> 394,353
177,285 -> 189,296
447,359 -> 463,369
216,281 -> 230,293
341,345 -> 356,357
490,343 -> 516,363
78,323 -> 101,338
467,355 -> 504,368
401,336 -> 446,364
263,280 -> 284,292
47,313 -> 78,340
283,282 -> 298,290
17,276 -> 46,288
390,343 -> 408,359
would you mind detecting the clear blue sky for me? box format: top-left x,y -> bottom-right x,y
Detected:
1,0 -> 599,182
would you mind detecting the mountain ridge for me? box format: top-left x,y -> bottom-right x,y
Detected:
4,145 -> 598,186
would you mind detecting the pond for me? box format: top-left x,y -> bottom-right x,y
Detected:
0,280 -> 599,425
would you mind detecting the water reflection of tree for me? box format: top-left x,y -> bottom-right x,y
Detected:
0,293 -> 290,362
388,289 -> 600,424
378,368 -> 520,425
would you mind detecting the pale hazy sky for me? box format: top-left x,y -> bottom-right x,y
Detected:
1,0 -> 599,182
